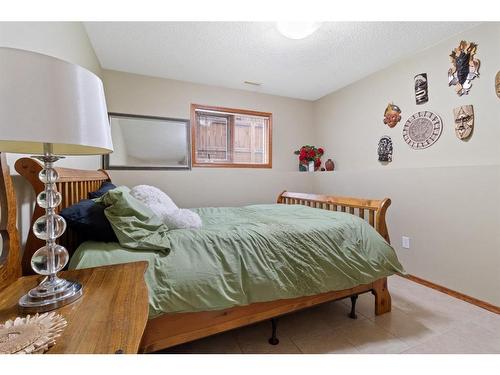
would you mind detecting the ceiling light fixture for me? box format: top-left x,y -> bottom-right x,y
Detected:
276,22 -> 322,40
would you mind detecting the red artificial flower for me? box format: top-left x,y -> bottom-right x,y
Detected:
308,150 -> 315,158
314,159 -> 321,167
299,149 -> 307,159
318,148 -> 324,155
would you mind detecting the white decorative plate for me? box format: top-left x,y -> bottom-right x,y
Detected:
402,111 -> 443,150
0,312 -> 67,354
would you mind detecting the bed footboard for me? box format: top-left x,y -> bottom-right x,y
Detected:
277,191 -> 391,244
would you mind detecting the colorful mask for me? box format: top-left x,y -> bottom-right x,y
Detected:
378,136 -> 393,163
383,103 -> 402,128
448,41 -> 480,96
414,73 -> 428,104
496,71 -> 500,99
453,105 -> 474,140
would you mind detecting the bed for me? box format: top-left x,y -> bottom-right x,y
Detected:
13,157 -> 403,353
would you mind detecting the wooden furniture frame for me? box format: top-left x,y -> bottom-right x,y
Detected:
0,153 -> 21,289
9,157 -> 393,353
190,104 -> 273,169
0,262 -> 149,353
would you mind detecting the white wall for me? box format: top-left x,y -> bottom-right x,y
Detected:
0,22 -> 104,171
0,22 -> 104,246
313,23 -> 500,305
102,70 -> 314,207
0,22 -> 101,76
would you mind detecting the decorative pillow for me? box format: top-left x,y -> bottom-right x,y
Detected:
95,186 -> 170,253
129,185 -> 178,216
60,199 -> 118,242
130,184 -> 202,230
88,181 -> 117,199
163,208 -> 203,230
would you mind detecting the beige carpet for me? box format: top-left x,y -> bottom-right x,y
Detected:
160,275 -> 500,354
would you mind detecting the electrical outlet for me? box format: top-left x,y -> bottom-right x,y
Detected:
402,236 -> 410,249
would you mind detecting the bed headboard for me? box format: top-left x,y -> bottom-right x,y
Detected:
277,191 -> 391,244
15,157 -> 111,275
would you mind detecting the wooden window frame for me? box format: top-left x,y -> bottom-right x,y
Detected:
191,104 -> 273,168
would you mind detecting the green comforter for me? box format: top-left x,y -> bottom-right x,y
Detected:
69,204 -> 404,319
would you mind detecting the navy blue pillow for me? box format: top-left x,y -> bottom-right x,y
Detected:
88,182 -> 116,199
60,199 -> 117,242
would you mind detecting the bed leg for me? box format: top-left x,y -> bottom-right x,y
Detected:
348,295 -> 358,319
372,278 -> 391,315
268,318 -> 279,345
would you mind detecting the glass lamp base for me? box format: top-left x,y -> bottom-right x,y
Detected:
18,276 -> 83,313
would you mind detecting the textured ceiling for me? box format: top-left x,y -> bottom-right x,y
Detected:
84,22 -> 479,100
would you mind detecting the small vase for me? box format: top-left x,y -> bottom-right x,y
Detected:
308,161 -> 315,172
299,163 -> 308,172
325,159 -> 334,171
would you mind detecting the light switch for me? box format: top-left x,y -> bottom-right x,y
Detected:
402,236 -> 410,249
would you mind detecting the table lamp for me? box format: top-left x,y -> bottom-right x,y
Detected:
0,47 -> 113,312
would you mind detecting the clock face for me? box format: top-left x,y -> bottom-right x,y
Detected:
402,111 -> 443,149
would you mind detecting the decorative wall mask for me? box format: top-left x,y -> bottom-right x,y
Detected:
448,41 -> 480,96
378,136 -> 393,163
383,103 -> 402,128
453,105 -> 474,140
403,111 -> 443,150
495,71 -> 500,99
414,73 -> 429,104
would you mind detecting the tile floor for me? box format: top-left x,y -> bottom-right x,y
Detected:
161,276 -> 500,354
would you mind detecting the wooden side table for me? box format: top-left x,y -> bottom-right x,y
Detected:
0,261 -> 149,354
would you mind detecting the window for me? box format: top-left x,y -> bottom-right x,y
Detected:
191,104 -> 272,168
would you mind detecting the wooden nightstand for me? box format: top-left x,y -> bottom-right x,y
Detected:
0,261 -> 149,354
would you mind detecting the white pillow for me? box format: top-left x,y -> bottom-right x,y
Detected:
130,184 -> 178,218
163,209 -> 202,230
130,185 -> 202,230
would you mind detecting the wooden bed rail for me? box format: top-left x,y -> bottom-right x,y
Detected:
15,157 -> 111,275
277,191 -> 391,244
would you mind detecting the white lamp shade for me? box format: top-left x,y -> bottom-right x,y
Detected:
0,47 -> 113,155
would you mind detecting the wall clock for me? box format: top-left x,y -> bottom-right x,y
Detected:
402,111 -> 443,150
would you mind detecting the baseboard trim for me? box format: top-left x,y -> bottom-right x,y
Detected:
400,274 -> 499,315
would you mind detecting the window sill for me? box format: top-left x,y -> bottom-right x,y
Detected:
192,163 -> 272,169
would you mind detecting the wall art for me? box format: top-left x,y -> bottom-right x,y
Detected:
496,71 -> 500,99
383,103 -> 402,128
453,105 -> 474,140
402,111 -> 443,150
378,136 -> 393,163
414,73 -> 429,104
448,41 -> 480,96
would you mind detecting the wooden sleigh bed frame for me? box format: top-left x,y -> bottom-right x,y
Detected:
2,155 -> 393,353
